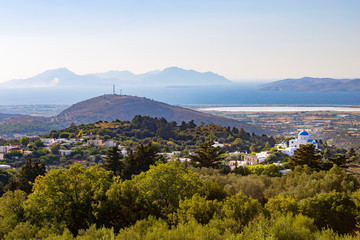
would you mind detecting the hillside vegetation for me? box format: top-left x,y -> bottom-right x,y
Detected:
0,116 -> 359,239
48,116 -> 275,152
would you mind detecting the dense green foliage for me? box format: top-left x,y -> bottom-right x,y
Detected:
25,165 -> 113,235
121,142 -> 165,179
6,158 -> 45,194
289,144 -> 323,171
0,117 -> 359,238
189,141 -> 226,168
0,160 -> 359,239
299,192 -> 357,234
289,144 -> 354,172
0,169 -> 15,196
103,146 -> 123,176
247,164 -> 282,177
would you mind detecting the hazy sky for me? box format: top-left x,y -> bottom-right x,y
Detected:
0,0 -> 359,83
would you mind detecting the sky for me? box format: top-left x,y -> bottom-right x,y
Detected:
0,0 -> 359,83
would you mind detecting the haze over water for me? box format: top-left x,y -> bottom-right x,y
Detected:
0,84 -> 359,106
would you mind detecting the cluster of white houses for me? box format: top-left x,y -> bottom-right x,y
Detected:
229,130 -> 318,167
1,131 -> 317,169
0,145 -> 23,160
0,135 -> 129,161
42,137 -> 128,156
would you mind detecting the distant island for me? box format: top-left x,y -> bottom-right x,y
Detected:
0,67 -> 231,88
259,77 -> 360,92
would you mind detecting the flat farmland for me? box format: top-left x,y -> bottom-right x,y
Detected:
191,105 -> 360,151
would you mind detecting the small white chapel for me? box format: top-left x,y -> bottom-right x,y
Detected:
279,130 -> 318,156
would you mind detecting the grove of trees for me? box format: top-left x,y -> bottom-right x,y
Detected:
0,117 -> 359,239
0,157 -> 359,239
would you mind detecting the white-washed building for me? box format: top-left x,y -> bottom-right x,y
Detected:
87,139 -> 104,147
212,142 -> 224,148
104,140 -> 116,148
59,150 -> 73,156
289,131 -> 318,149
279,130 -> 318,156
256,151 -> 273,163
40,138 -> 57,146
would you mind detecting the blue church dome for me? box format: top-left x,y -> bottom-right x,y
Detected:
299,131 -> 309,136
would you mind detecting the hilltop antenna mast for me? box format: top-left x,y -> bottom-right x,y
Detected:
113,84 -> 115,95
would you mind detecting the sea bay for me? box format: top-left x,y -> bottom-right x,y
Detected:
0,84 -> 360,106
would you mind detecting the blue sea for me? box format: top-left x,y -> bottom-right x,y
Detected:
0,84 -> 359,106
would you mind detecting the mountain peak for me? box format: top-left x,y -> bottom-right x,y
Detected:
163,66 -> 183,72
37,67 -> 75,77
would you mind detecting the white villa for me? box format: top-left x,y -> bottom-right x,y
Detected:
230,151 -> 274,168
212,142 -> 224,148
279,130 -> 318,156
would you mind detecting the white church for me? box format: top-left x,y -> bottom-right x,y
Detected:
279,130 -> 318,156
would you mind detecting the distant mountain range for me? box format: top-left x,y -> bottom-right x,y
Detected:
259,77 -> 360,92
0,67 -> 231,88
2,67 -> 358,93
0,94 -> 269,136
